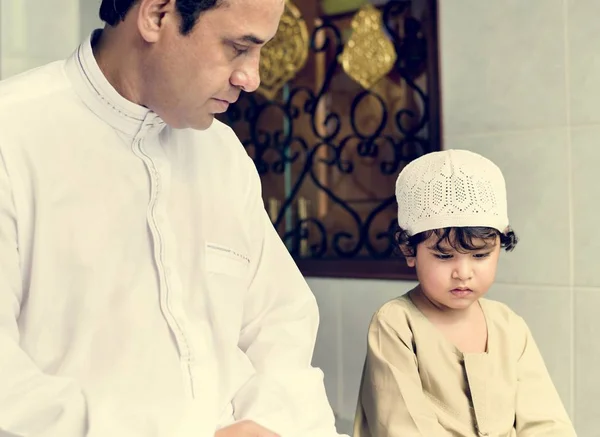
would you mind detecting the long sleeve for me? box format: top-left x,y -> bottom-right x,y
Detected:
354,309 -> 447,437
0,151 -> 89,437
514,316 -> 577,436
230,157 -> 343,437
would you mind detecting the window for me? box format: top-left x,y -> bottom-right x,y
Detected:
220,0 -> 441,279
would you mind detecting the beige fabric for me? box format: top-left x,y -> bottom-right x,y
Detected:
354,293 -> 576,437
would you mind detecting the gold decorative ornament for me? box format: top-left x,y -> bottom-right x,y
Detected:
257,0 -> 309,100
338,4 -> 397,90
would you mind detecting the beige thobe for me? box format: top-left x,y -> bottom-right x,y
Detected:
354,294 -> 576,436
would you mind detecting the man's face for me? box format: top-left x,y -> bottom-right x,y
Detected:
142,0 -> 284,130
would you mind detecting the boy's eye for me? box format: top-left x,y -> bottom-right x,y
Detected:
473,253 -> 491,259
434,253 -> 452,260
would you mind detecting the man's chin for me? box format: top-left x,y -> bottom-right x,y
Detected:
195,117 -> 215,131
180,115 -> 215,131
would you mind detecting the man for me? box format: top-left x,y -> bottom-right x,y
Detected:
0,0 -> 343,436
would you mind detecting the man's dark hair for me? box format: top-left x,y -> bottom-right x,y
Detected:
395,226 -> 519,258
99,0 -> 223,35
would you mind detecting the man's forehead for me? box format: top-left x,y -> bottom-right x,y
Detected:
221,0 -> 284,15
214,0 -> 283,35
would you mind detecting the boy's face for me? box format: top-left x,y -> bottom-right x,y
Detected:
407,231 -> 501,311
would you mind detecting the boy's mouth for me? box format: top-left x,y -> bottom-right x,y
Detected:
450,287 -> 473,296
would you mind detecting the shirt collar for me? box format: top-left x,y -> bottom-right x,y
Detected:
64,29 -> 165,137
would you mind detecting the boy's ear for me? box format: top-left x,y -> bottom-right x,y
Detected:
399,244 -> 416,267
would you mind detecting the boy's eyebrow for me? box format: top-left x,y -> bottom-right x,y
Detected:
427,244 -> 452,252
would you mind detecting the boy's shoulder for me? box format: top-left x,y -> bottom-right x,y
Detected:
368,293 -> 420,338
480,297 -> 527,328
373,293 -> 415,320
372,295 -> 531,336
479,297 -> 534,354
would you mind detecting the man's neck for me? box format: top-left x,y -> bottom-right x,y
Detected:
92,27 -> 146,107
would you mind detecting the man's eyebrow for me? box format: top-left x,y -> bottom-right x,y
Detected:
236,34 -> 266,45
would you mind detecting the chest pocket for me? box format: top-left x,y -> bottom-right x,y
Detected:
205,242 -> 250,283
203,242 -> 250,342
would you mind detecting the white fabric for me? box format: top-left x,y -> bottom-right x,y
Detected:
395,149 -> 510,236
0,30 -> 342,437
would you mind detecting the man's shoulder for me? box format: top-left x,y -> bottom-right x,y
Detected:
0,60 -> 73,117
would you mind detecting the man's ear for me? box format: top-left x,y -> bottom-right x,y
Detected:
137,0 -> 175,43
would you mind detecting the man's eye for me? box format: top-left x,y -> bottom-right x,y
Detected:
232,45 -> 249,56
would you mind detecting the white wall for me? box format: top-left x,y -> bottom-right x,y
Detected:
311,1 -> 600,436
0,0 -> 82,79
80,0 -> 103,40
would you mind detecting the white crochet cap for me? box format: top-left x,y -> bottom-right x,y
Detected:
396,149 -> 509,236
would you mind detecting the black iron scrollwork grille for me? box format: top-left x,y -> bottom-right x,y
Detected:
220,0 -> 441,279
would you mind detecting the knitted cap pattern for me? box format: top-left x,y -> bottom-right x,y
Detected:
395,149 -> 509,236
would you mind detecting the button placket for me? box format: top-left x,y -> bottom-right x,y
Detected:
131,127 -> 195,395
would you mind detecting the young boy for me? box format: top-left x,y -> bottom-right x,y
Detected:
353,150 -> 576,436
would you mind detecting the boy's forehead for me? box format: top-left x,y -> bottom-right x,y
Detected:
424,238 -> 453,250
421,228 -> 498,250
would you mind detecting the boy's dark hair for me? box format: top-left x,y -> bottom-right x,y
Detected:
395,226 -> 519,258
99,0 -> 223,35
